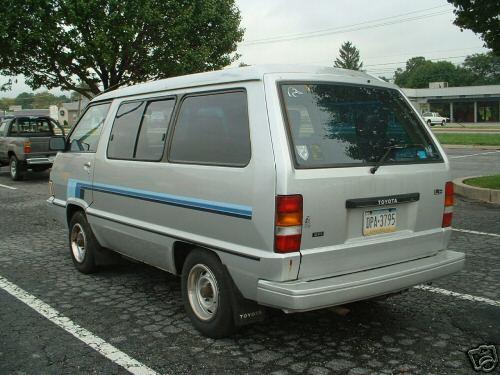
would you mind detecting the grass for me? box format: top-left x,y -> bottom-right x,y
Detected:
435,133 -> 500,146
464,175 -> 500,190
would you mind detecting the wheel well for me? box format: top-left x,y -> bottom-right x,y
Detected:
172,241 -> 220,275
7,151 -> 15,159
66,204 -> 84,225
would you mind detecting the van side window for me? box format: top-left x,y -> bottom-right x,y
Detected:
69,103 -> 111,152
107,98 -> 174,161
169,91 -> 250,166
135,99 -> 175,161
108,101 -> 146,160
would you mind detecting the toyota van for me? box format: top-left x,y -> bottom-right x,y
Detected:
47,65 -> 465,338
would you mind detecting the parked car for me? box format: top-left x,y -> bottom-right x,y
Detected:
0,116 -> 64,180
422,112 -> 449,126
47,65 -> 465,338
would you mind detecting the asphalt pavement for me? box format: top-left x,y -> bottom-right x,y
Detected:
0,148 -> 499,375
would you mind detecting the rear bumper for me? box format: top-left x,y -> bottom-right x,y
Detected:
256,250 -> 464,312
26,157 -> 54,166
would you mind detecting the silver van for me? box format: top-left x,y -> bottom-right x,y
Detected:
47,65 -> 464,338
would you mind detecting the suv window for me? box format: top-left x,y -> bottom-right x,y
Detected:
107,98 -> 174,161
69,103 -> 110,152
281,83 -> 442,168
169,91 -> 251,166
135,100 -> 175,161
108,101 -> 146,160
0,122 -> 5,135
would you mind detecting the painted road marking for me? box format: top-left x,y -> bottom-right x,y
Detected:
453,228 -> 500,238
0,275 -> 159,375
414,285 -> 500,308
0,183 -> 17,190
449,150 -> 500,159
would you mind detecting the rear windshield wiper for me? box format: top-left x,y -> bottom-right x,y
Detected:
370,143 -> 423,174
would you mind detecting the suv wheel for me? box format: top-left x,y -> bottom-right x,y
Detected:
9,155 -> 25,181
427,120 -> 433,127
69,211 -> 100,274
441,120 -> 446,126
181,249 -> 236,338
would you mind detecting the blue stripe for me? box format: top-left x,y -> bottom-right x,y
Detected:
67,179 -> 252,219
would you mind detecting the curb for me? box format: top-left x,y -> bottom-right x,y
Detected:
442,144 -> 500,150
453,176 -> 500,204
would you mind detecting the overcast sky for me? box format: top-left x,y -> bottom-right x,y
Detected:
0,0 -> 489,97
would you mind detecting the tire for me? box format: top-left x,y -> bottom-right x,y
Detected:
181,249 -> 236,338
9,155 -> 25,181
427,120 -> 433,127
68,211 -> 100,274
441,120 -> 446,126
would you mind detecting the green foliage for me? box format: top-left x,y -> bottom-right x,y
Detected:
394,53 -> 499,88
334,41 -> 363,71
0,92 -> 71,110
447,0 -> 499,54
435,133 -> 500,146
465,175 -> 500,190
0,0 -> 244,98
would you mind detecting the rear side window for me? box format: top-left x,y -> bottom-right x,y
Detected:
69,103 -> 111,152
280,83 -> 442,168
107,98 -> 174,161
169,91 -> 251,166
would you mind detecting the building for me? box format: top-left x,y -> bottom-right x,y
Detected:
2,106 -> 59,121
402,84 -> 500,123
58,99 -> 89,127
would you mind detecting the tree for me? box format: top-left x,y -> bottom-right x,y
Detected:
334,41 -> 363,71
394,53 -> 499,88
462,52 -> 500,85
447,0 -> 499,55
0,0 -> 244,98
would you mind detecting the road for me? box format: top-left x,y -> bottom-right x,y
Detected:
0,148 -> 499,375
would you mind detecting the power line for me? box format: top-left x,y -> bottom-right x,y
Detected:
241,5 -> 453,46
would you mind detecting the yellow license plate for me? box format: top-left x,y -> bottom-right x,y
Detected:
363,208 -> 397,236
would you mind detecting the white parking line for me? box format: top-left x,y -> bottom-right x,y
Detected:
0,183 -> 17,190
414,285 -> 500,308
449,150 -> 500,159
452,228 -> 500,238
0,275 -> 159,375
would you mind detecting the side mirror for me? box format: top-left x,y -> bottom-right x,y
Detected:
49,136 -> 66,151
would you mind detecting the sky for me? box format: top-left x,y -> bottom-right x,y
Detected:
0,0 -> 489,98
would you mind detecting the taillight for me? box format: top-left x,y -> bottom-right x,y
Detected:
442,181 -> 453,227
24,141 -> 32,154
275,195 -> 303,253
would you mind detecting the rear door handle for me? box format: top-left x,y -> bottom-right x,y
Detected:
83,161 -> 91,169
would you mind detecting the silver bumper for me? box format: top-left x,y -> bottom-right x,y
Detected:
257,250 -> 465,312
26,157 -> 54,166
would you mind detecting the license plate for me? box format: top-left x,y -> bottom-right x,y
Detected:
363,208 -> 397,236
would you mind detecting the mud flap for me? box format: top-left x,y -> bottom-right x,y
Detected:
223,266 -> 266,327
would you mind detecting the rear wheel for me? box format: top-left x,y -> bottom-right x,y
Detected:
69,211 -> 100,274
181,249 -> 236,338
9,155 -> 24,181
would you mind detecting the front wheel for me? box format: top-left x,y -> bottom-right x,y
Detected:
68,211 -> 100,274
181,249 -> 236,338
441,120 -> 446,126
9,155 -> 25,181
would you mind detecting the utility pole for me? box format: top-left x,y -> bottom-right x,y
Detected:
77,94 -> 82,116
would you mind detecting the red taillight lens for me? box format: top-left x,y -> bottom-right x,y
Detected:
275,195 -> 303,253
442,181 -> 453,228
444,181 -> 454,207
24,141 -> 32,154
442,212 -> 453,227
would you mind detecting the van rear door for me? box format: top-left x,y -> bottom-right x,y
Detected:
277,82 -> 450,280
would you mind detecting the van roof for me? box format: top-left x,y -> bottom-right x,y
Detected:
94,65 -> 386,102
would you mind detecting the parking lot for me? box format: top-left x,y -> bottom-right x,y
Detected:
0,148 -> 499,375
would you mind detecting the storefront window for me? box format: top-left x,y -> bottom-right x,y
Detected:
477,101 -> 499,122
454,102 -> 475,123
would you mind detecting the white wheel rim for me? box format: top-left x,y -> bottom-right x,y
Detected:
70,223 -> 87,263
187,264 -> 219,321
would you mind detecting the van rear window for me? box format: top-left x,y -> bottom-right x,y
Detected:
280,84 -> 442,168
